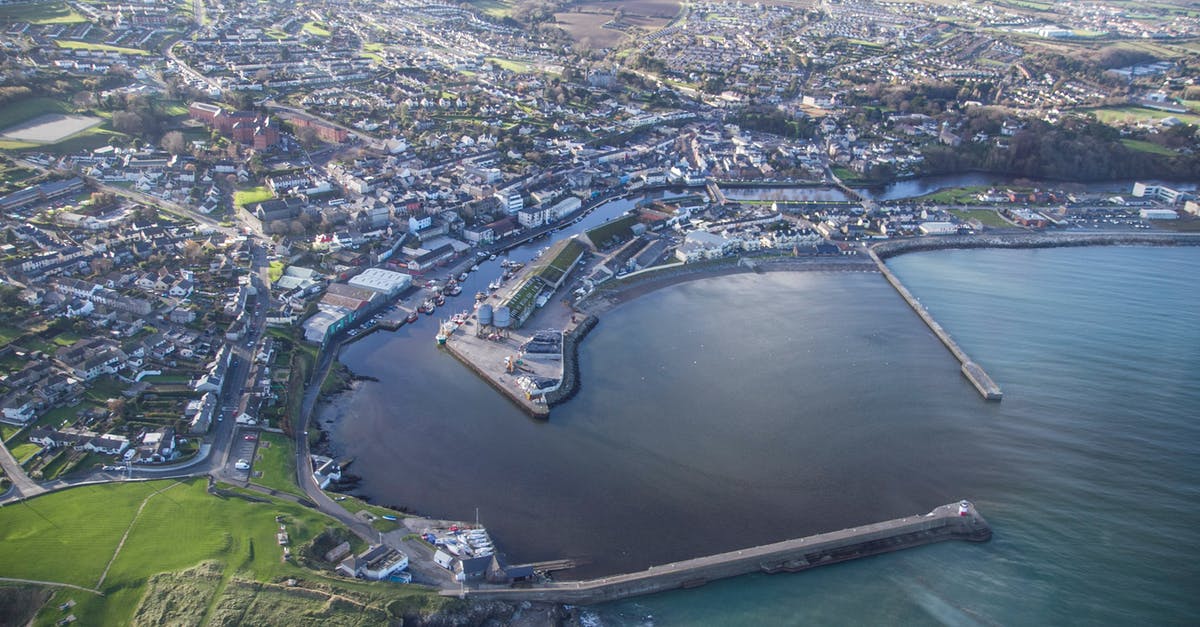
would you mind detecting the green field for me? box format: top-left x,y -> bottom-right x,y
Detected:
234,185 -> 274,207
0,97 -> 71,130
1120,138 -> 1177,156
1089,106 -> 1200,126
0,479 -> 441,625
950,209 -> 1011,228
302,21 -> 330,37
486,57 -> 532,74
0,1 -> 86,24
54,40 -> 149,56
469,0 -> 514,18
268,260 -> 285,282
251,432 -> 303,498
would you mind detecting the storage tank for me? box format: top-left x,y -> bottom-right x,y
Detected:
477,304 -> 493,326
493,306 -> 511,329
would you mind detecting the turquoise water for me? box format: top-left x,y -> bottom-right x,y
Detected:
589,246 -> 1200,625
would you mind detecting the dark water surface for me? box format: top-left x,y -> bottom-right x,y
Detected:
325,245 -> 1200,624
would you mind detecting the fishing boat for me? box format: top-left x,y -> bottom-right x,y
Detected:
447,284 -> 462,296
406,311 -> 419,324
436,321 -> 450,345
434,294 -> 446,307
475,291 -> 487,301
423,299 -> 436,314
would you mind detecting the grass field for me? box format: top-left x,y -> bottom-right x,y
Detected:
469,0 -> 514,18
234,185 -> 274,207
1120,138 -> 1177,156
0,98 -> 71,130
486,56 -> 532,74
0,479 -> 440,625
302,21 -> 330,37
251,432 -> 303,498
54,40 -> 148,56
1088,106 -> 1200,126
327,494 -> 405,533
268,260 -> 285,282
950,209 -> 1011,227
0,1 -> 85,24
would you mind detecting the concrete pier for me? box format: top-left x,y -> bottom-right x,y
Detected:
442,328 -> 555,419
447,501 -> 991,604
869,248 -> 1002,401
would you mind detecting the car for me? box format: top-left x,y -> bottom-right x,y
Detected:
243,434 -> 257,441
234,459 -> 250,470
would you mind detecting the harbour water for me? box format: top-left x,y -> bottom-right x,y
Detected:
325,241 -> 1199,623
589,245 -> 1200,625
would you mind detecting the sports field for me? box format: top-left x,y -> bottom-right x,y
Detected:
1,113 -> 103,143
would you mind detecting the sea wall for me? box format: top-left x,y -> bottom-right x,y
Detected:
452,502 -> 991,605
872,231 -> 1200,260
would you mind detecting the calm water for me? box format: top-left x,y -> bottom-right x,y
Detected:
590,246 -> 1200,625
326,245 -> 1200,624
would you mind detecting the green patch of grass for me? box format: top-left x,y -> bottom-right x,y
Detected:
0,479 -> 436,626
84,376 -> 126,403
485,56 -> 531,73
0,97 -> 71,130
0,1 -> 85,24
234,185 -> 274,207
1,422 -> 23,443
11,441 -> 41,464
950,209 -> 1011,228
251,432 -> 302,498
55,40 -> 148,56
0,324 -> 24,347
268,260 -> 285,282
1120,138 -> 1177,156
302,21 -> 330,37
1088,106 -> 1200,126
325,493 -> 405,533
469,0 -> 514,18
585,214 -> 639,249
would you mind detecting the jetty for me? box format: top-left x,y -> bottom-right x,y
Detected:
869,248 -> 1002,401
446,501 -> 991,604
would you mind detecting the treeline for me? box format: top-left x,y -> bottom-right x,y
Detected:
920,113 -> 1200,181
731,107 -> 816,140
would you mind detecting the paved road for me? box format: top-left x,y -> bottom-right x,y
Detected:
0,437 -> 44,499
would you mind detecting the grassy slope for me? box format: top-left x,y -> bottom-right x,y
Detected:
0,479 -> 439,626
0,98 -> 71,130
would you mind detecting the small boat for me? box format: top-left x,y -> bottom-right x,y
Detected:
488,280 -> 500,291
475,291 -> 487,301
447,285 -> 462,296
470,264 -> 479,272
406,311 -> 419,324
489,254 -> 497,260
459,272 -> 469,281
435,294 -> 445,307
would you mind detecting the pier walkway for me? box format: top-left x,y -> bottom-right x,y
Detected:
869,248 -> 1002,400
445,501 -> 991,605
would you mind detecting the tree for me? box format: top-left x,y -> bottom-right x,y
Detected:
90,191 -> 117,209
111,111 -> 143,135
161,130 -> 186,155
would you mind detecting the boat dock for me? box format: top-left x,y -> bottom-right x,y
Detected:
445,501 -> 991,604
869,248 -> 1002,401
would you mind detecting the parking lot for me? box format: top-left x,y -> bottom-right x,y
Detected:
228,429 -> 259,478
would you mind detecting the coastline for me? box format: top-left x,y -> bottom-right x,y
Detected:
871,230 -> 1200,259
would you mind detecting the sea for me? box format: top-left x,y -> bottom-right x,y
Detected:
323,244 -> 1200,625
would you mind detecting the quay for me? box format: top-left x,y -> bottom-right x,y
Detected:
868,247 -> 1002,401
441,327 -> 556,419
445,501 -> 991,604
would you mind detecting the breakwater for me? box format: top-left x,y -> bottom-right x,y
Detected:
869,247 -> 1002,400
872,231 -> 1200,260
544,315 -> 597,407
450,501 -> 991,605
442,336 -> 551,419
